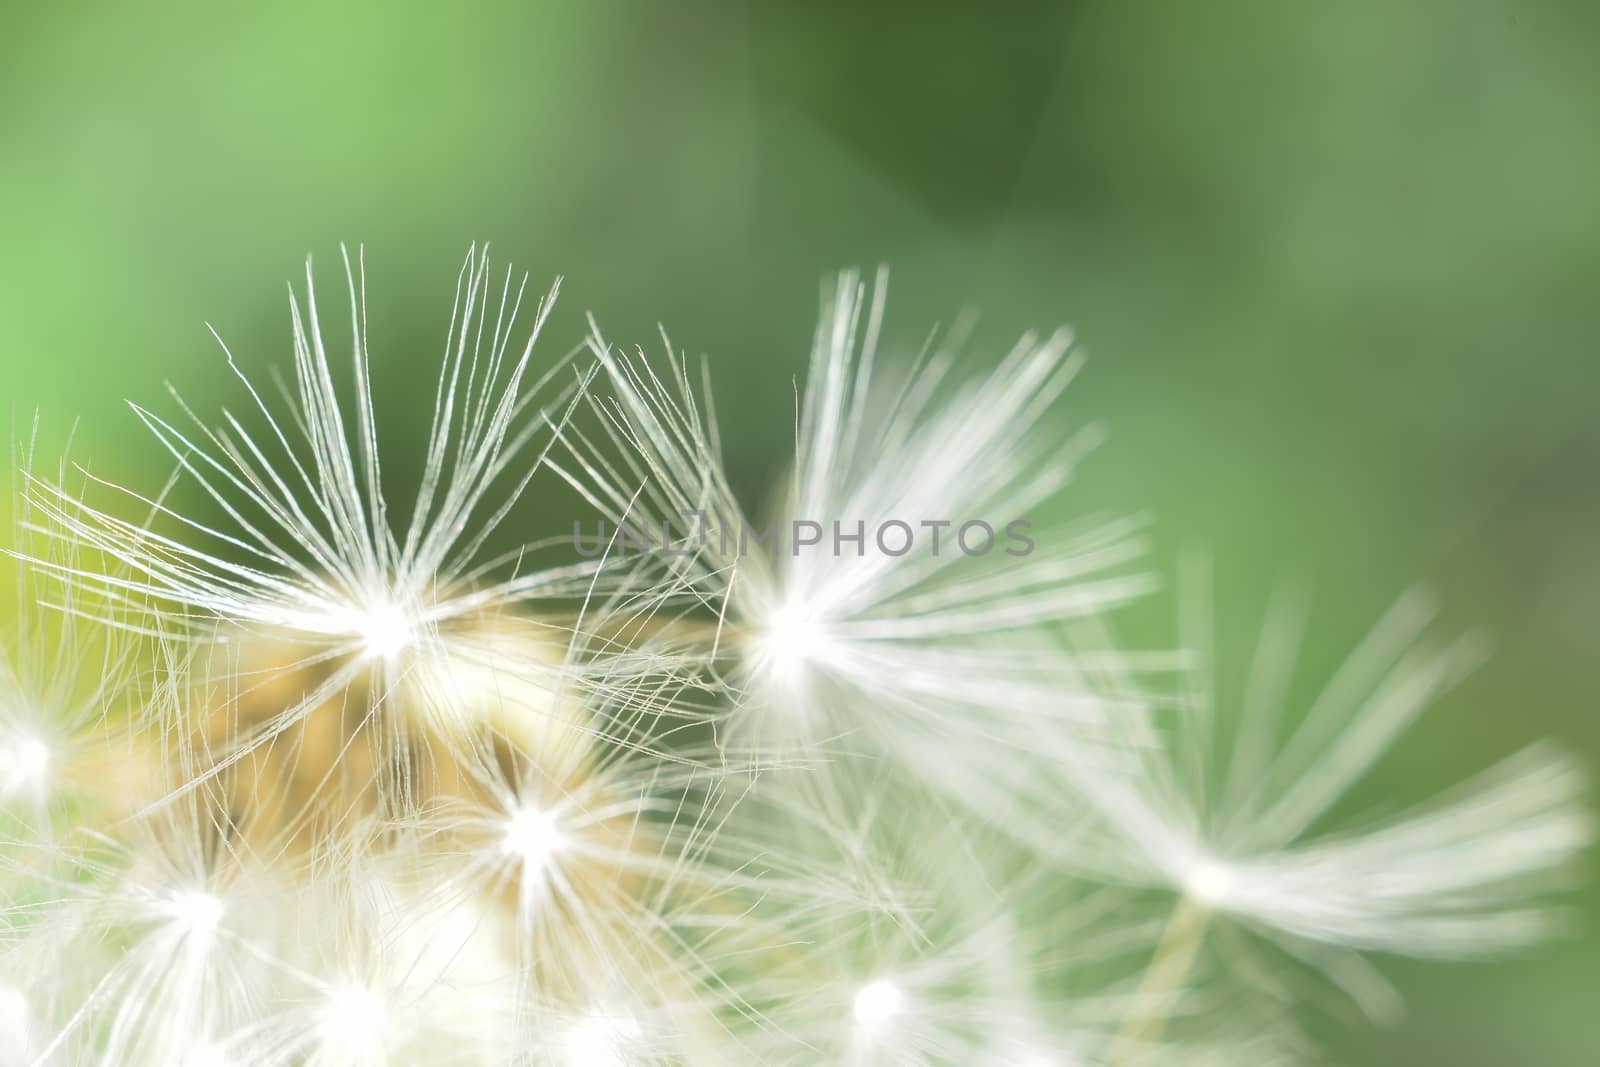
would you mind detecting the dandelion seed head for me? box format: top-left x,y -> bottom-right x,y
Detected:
6,253 -> 1590,1066
852,978 -> 907,1029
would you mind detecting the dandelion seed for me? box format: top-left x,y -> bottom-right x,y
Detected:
28,246 -> 582,648
580,270 -> 1150,782
427,731 -> 753,1029
18,247 -> 630,812
1,435 -> 146,833
711,769 -> 1092,1067
269,838 -> 531,1064
1033,579 -> 1594,1020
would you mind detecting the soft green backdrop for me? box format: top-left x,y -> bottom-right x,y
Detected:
4,2 -> 1596,1062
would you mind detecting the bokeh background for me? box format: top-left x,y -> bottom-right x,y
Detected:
3,2 -> 1597,1062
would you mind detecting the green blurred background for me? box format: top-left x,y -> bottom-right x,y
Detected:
3,2 -> 1596,1061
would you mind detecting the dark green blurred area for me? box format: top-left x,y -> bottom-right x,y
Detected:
3,2 -> 1597,1061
